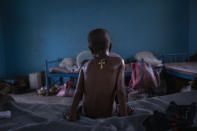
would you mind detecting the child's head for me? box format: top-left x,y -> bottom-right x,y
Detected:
88,28 -> 112,57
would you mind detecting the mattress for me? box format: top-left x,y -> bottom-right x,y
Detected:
164,62 -> 197,77
1,91 -> 197,131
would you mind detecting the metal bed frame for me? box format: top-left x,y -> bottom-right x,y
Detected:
161,53 -> 195,80
45,53 -> 194,91
45,58 -> 131,91
160,53 -> 190,63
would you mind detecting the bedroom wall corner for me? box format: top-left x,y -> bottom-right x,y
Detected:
189,0 -> 197,55
0,2 -> 6,78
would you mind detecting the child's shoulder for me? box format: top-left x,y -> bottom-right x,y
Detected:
82,52 -> 124,70
109,52 -> 124,65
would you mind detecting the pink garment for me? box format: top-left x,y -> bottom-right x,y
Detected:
56,78 -> 76,97
129,62 -> 158,94
64,85 -> 75,97
56,84 -> 67,97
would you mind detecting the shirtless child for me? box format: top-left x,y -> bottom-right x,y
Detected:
68,28 -> 129,121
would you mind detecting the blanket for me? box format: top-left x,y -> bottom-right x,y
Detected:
1,91 -> 197,131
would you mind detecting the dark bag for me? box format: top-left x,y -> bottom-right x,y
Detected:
143,101 -> 196,131
12,85 -> 28,94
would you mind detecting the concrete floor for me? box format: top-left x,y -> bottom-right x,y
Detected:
10,78 -> 191,105
9,76 -> 170,105
11,78 -> 188,105
11,86 -> 190,105
11,91 -> 141,105
11,92 -> 73,105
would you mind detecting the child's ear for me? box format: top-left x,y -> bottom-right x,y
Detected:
88,46 -> 94,54
109,43 -> 112,52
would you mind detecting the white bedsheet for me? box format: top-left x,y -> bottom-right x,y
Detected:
1,91 -> 197,131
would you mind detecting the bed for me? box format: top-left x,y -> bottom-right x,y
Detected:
161,53 -> 195,87
45,53 -> 193,92
164,62 -> 197,80
45,58 -> 79,91
1,91 -> 197,131
45,59 -> 131,91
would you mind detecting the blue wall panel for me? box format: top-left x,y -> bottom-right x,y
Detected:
3,0 -> 189,76
0,10 -> 6,77
189,0 -> 197,55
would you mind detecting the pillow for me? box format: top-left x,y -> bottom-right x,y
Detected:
58,58 -> 76,72
76,51 -> 93,67
134,51 -> 162,67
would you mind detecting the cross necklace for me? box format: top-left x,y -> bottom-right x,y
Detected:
98,59 -> 106,69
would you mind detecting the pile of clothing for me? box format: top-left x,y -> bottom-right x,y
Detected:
56,77 -> 76,97
49,51 -> 93,73
0,81 -> 11,94
0,93 -> 13,120
143,101 -> 197,131
37,77 -> 76,97
0,77 -> 29,94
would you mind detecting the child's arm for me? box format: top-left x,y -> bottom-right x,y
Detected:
68,69 -> 84,121
117,59 -> 127,116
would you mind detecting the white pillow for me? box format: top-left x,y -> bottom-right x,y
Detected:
76,51 -> 93,67
58,58 -> 75,72
134,51 -> 162,67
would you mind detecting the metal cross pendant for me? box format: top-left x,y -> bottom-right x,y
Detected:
98,59 -> 106,69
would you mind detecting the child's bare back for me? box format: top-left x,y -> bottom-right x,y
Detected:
68,29 -> 128,121
82,55 -> 125,118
